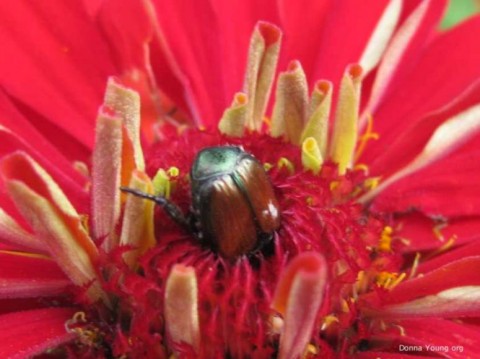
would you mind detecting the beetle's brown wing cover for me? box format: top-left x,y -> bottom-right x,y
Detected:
233,158 -> 281,233
203,175 -> 258,258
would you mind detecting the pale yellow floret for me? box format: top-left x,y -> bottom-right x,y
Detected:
301,80 -> 332,157
243,22 -> 282,130
153,167 -> 179,199
271,61 -> 308,145
329,65 -> 363,175
120,171 -> 156,269
165,265 -> 200,353
301,137 -> 323,174
218,92 -> 249,137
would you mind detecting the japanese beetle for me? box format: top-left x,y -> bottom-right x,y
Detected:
121,146 -> 281,259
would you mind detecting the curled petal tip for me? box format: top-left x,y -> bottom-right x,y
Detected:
272,252 -> 327,359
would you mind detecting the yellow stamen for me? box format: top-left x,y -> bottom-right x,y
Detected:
341,298 -> 350,313
354,270 -> 370,297
329,64 -> 363,174
409,252 -> 421,279
321,314 -> 339,330
364,177 -> 381,190
432,222 -> 447,241
424,236 -> 457,260
263,162 -> 273,171
277,157 -> 295,174
376,271 -> 406,290
354,113 -> 379,162
392,324 -> 406,336
303,344 -> 318,358
378,226 -> 393,252
354,163 -> 369,173
301,137 -> 323,174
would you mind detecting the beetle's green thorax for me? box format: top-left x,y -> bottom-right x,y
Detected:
191,146 -> 244,181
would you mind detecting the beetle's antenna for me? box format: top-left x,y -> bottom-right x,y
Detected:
120,187 -> 189,229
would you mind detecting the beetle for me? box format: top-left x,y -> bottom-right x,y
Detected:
121,146 -> 281,259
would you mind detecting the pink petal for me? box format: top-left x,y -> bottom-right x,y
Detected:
0,252 -> 70,299
0,1 -> 117,150
0,308 -> 76,358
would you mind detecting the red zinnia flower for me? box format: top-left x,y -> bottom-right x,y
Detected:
1,1 -> 480,358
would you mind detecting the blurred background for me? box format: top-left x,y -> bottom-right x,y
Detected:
441,0 -> 480,28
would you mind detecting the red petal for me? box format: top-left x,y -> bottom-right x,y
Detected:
371,135 -> 480,217
367,256 -> 480,305
150,0 -> 280,126
0,1 -> 117,150
0,252 -> 70,299
396,213 -> 480,252
418,240 -> 480,274
0,308 -> 76,358
364,16 -> 480,174
373,318 -> 480,358
0,124 -> 89,215
310,0 -> 393,85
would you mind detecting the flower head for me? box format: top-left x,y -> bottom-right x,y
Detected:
1,1 -> 480,358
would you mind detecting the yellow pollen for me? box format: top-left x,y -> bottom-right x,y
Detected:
376,271 -> 406,290
378,226 -> 393,252
392,324 -> 406,336
363,177 -> 381,190
432,222 -> 447,241
263,162 -> 273,171
277,157 -> 295,174
354,270 -> 369,296
341,298 -> 351,313
353,163 -> 369,173
306,196 -> 314,206
329,180 -> 339,191
424,236 -> 457,260
321,315 -> 339,330
303,344 -> 318,358
354,113 -> 379,162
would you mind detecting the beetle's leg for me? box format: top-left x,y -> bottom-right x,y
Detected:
120,187 -> 190,229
